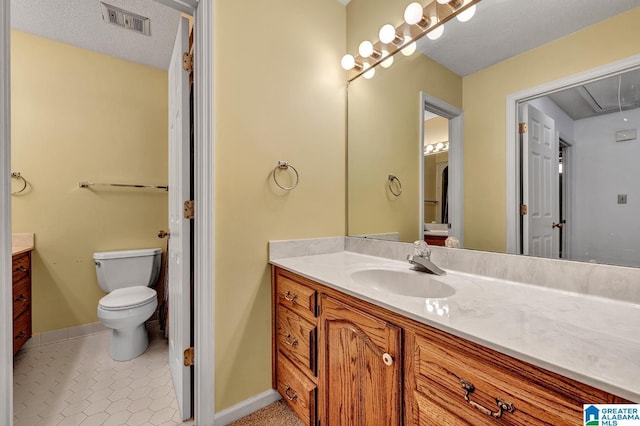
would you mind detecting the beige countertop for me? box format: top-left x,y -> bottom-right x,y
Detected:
12,233 -> 34,256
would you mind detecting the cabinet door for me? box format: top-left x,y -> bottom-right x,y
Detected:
318,295 -> 402,426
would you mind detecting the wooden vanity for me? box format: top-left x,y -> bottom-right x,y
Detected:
12,234 -> 33,355
272,266 -> 631,425
12,250 -> 32,354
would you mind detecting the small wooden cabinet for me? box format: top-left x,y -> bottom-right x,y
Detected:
272,266 -> 631,425
272,268 -> 319,425
12,251 -> 32,355
318,295 -> 402,426
424,235 -> 447,246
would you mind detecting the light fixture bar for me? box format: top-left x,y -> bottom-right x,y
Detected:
346,0 -> 481,82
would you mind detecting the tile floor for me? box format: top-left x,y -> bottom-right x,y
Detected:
13,322 -> 193,426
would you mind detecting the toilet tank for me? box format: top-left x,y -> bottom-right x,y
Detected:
93,248 -> 162,292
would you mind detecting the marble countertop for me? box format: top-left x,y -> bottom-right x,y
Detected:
271,250 -> 640,402
12,233 -> 34,256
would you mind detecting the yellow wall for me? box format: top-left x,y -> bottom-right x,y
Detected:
462,8 -> 640,252
10,31 -> 168,332
348,53 -> 460,241
213,0 -> 346,410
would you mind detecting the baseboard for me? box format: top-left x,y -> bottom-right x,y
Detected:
214,389 -> 282,425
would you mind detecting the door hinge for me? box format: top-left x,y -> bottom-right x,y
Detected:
520,204 -> 528,215
519,122 -> 527,134
184,347 -> 194,366
184,200 -> 194,219
315,304 -> 321,317
183,52 -> 193,72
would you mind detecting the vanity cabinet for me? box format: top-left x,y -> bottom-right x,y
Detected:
404,327 -> 625,425
12,251 -> 32,355
423,235 -> 446,246
273,268 -> 318,425
318,295 -> 402,426
272,266 -> 631,425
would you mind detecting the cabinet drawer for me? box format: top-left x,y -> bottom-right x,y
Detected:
277,355 -> 317,426
412,330 -> 614,425
276,273 -> 316,321
12,276 -> 31,319
12,252 -> 30,282
13,311 -> 31,355
277,305 -> 316,377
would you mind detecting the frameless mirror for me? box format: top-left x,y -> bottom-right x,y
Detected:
346,0 -> 640,268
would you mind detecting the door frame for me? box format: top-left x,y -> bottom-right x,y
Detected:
419,93 -> 464,246
0,0 -> 215,424
505,53 -> 640,254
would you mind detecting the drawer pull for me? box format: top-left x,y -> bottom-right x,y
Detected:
284,333 -> 298,347
15,294 -> 26,302
16,332 -> 26,340
382,352 -> 394,366
283,291 -> 298,303
460,380 -> 515,419
284,385 -> 298,401
16,265 -> 27,272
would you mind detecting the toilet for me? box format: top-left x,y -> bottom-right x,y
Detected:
93,248 -> 162,361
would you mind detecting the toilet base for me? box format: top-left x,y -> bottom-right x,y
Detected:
109,323 -> 149,362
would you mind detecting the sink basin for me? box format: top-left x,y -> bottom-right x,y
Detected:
350,268 -> 455,299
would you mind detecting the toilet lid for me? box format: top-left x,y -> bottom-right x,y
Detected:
99,287 -> 157,311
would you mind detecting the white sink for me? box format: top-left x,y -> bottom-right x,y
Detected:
350,268 -> 455,299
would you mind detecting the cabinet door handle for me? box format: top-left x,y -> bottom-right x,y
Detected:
284,385 -> 298,401
16,332 -> 26,340
284,333 -> 298,347
16,265 -> 27,272
460,380 -> 515,418
15,294 -> 26,302
283,291 -> 297,303
382,353 -> 394,366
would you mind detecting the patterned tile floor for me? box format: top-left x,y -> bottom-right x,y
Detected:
13,322 -> 193,426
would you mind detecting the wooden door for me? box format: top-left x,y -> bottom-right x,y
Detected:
168,16 -> 192,421
318,295 -> 402,426
522,103 -> 558,258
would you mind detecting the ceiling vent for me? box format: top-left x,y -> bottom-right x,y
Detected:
100,2 -> 151,36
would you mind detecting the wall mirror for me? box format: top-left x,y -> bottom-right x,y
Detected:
346,0 -> 640,268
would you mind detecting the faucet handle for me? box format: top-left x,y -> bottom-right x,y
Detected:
413,240 -> 431,258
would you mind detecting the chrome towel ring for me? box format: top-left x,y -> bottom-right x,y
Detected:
388,174 -> 402,196
272,161 -> 299,191
11,172 -> 27,195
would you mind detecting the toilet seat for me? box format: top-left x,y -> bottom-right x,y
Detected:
99,287 -> 157,311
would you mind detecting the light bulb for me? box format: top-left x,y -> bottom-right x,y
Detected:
436,142 -> 444,150
404,2 -> 424,25
379,24 -> 397,44
359,41 -> 374,57
380,50 -> 394,68
426,145 -> 434,153
341,54 -> 356,70
436,0 -> 449,3
427,24 -> 444,40
456,4 -> 476,22
401,36 -> 416,56
362,63 -> 376,79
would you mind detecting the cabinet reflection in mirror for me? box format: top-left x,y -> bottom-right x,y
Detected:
346,0 -> 640,268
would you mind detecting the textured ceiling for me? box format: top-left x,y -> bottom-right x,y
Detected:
548,68 -> 640,120
10,0 -> 182,70
417,0 -> 640,76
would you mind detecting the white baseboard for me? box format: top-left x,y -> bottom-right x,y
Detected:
214,389 -> 282,425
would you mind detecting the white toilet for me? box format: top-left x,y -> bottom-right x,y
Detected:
94,248 -> 162,361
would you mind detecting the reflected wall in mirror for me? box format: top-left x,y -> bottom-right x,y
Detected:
346,0 -> 640,268
517,68 -> 640,268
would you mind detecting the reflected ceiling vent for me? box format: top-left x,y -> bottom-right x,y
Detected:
100,2 -> 151,36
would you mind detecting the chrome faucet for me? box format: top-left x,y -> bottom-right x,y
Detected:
407,240 -> 446,275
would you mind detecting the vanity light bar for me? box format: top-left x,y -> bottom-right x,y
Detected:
343,0 -> 481,82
